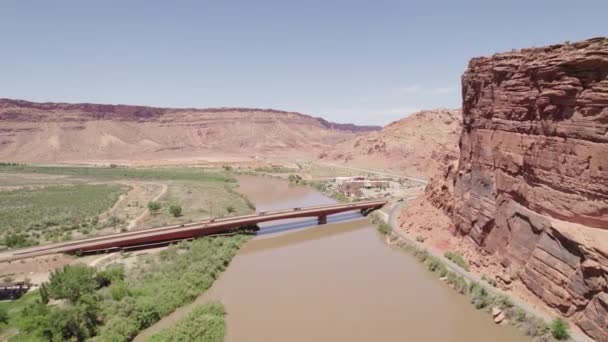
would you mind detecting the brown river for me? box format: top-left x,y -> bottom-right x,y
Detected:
136,175 -> 528,341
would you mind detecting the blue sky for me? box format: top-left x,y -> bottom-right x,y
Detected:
1,0 -> 606,125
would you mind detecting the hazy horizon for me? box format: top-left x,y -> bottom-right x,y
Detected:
1,0 -> 606,125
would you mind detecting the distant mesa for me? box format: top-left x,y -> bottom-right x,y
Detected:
0,98 -> 380,164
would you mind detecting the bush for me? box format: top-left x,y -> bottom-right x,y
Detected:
169,204 -> 182,217
2,233 -> 37,248
110,281 -> 131,301
551,318 -> 570,340
149,302 -> 226,342
46,296 -> 100,341
148,201 -> 161,214
377,222 -> 392,235
95,266 -> 125,288
444,251 -> 470,271
225,205 -> 236,213
0,306 -> 8,325
47,264 -> 98,303
469,282 -> 491,309
425,256 -> 448,277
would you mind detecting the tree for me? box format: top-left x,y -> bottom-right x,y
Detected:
47,265 -> 97,303
147,201 -> 161,214
169,204 -> 182,217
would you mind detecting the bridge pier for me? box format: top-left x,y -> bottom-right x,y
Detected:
318,215 -> 327,225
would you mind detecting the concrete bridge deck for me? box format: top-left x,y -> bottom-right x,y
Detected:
0,200 -> 386,262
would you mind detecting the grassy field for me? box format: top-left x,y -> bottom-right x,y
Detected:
148,302 -> 226,342
143,182 -> 255,228
0,184 -> 129,248
0,165 -> 248,247
0,164 -> 234,183
0,234 -> 250,341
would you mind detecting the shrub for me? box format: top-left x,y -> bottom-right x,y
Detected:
47,264 -> 98,303
110,280 -> 131,301
551,318 -> 570,340
469,282 -> 491,309
169,204 -> 182,217
148,201 -> 161,214
47,296 -> 100,341
225,205 -> 236,214
481,273 -> 497,287
444,251 -> 470,271
149,302 -> 226,342
446,272 -> 469,294
377,222 -> 392,235
425,256 -> 448,277
95,266 -> 125,288
0,306 -> 8,325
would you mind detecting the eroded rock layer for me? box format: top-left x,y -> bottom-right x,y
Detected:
450,37 -> 608,340
0,99 -> 379,164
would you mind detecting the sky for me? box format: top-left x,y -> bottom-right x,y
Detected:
0,0 -> 606,126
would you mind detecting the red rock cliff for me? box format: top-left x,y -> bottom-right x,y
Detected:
450,37 -> 608,340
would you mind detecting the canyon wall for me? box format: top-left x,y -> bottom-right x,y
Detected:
0,99 -> 379,164
444,37 -> 608,340
319,109 -> 461,179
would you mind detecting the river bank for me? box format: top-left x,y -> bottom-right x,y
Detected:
376,201 -> 591,342
138,175 -> 528,342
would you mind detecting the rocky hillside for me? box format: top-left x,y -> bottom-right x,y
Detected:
318,109 -> 461,179
428,37 -> 608,340
0,99 -> 379,164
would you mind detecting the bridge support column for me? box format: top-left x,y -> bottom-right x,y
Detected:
318,215 -> 327,225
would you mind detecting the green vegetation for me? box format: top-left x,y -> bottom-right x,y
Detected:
147,201 -> 162,214
444,251 -> 470,271
372,216 -> 559,340
481,273 -> 497,287
3,235 -> 250,341
551,318 -> 570,340
0,164 -> 236,183
99,235 -> 249,341
0,184 -> 128,247
253,166 -> 297,173
376,222 -> 392,235
169,204 -> 182,217
149,302 -> 226,342
2,265 -> 122,341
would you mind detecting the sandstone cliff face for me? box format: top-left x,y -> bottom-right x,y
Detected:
319,109 -> 461,179
445,37 -> 608,340
0,99 -> 379,164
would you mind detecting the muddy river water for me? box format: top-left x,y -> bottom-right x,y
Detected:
137,175 -> 527,341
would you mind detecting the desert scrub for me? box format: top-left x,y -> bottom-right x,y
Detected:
0,184 -> 128,246
149,302 -> 226,342
551,318 -> 570,340
444,251 -> 470,271
98,235 -> 250,341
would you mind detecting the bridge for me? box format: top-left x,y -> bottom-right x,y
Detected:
0,200 -> 386,262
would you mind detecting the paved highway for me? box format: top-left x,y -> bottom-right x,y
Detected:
0,200 -> 387,262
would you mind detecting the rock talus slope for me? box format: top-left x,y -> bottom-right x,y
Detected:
0,99 -> 379,164
430,37 -> 608,340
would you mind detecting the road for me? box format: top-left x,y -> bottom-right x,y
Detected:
0,200 -> 387,262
